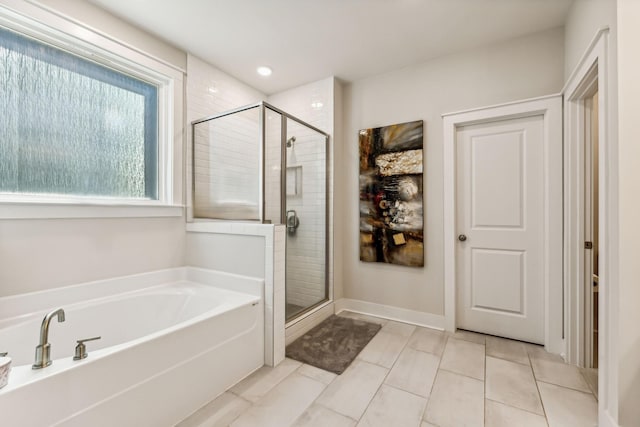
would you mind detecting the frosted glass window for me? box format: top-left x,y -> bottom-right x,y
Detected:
0,27 -> 158,200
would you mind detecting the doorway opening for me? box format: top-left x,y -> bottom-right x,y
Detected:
584,90 -> 599,369
563,29 -> 616,423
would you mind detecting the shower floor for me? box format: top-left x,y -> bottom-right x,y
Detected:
286,303 -> 305,320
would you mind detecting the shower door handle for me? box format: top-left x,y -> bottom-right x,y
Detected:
286,210 -> 300,234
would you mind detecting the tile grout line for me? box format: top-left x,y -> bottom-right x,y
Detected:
535,378 -> 599,395
528,350 -> 551,425
485,397 -> 550,420
484,337 -> 487,427
353,323 -> 416,424
578,367 -> 599,400
222,393 -> 253,427
436,365 -> 485,382
485,352 -> 531,366
227,361 -> 304,426
355,329 -> 410,369
422,333 -> 451,425
528,352 -> 597,396
228,360 -> 300,399
384,381 -> 431,401
287,374 -> 335,427
312,400 -> 359,423
295,364 -> 338,385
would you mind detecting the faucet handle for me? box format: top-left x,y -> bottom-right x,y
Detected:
73,336 -> 101,361
0,352 -> 7,357
77,336 -> 101,344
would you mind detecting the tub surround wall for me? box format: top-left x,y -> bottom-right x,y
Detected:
0,217 -> 185,298
186,223 -> 286,366
186,233 -> 265,278
0,267 -> 184,322
339,28 -> 565,324
184,54 -> 286,366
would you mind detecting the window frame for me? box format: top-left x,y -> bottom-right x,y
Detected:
0,3 -> 184,219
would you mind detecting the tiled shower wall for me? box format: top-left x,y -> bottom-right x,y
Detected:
264,108 -> 327,308
281,123 -> 327,308
268,77 -> 335,312
186,54 -> 264,127
193,109 -> 261,219
186,54 -> 265,219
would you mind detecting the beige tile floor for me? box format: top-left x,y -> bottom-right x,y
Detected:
176,312 -> 598,427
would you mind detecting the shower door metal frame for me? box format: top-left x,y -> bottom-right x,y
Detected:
191,101 -> 330,322
264,102 -> 331,322
191,103 -> 265,221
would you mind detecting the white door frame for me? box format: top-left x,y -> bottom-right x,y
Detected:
442,95 -> 564,355
563,28 -> 618,427
582,89 -> 598,370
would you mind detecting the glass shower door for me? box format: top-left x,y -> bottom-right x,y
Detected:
284,118 -> 327,321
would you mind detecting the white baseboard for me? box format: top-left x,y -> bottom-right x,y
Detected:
285,302 -> 335,346
335,298 -> 445,331
599,409 -> 619,427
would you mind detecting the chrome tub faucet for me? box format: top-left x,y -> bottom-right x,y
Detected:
32,308 -> 65,369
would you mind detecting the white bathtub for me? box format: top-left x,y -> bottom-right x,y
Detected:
0,267 -> 264,427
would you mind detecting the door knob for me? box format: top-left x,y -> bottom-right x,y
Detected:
458,234 -> 467,242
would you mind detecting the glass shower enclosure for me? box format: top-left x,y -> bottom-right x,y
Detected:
191,102 -> 329,322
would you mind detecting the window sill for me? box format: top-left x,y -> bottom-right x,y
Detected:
0,202 -> 184,219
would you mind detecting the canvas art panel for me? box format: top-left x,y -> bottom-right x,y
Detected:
359,120 -> 424,267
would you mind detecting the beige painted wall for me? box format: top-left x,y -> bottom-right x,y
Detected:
616,1 -> 640,424
33,0 -> 186,70
340,28 -> 565,316
0,0 -> 187,297
564,0 -> 616,80
333,80 -> 344,300
0,218 -> 185,297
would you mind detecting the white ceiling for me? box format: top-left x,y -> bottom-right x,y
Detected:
88,0 -> 573,95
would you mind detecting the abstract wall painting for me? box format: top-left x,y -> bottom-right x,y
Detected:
359,120 -> 424,267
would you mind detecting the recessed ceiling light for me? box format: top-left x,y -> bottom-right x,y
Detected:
257,66 -> 272,76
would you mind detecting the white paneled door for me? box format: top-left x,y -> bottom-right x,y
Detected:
456,115 -> 545,344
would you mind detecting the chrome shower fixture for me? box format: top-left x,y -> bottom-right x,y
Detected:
286,136 -> 296,148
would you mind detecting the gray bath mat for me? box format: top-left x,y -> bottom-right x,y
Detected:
285,315 -> 381,375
